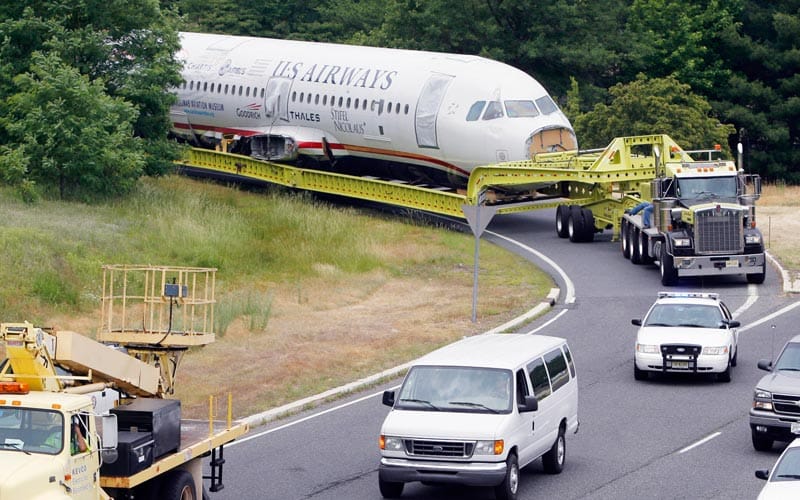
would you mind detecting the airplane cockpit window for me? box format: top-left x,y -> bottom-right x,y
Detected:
535,95 -> 558,115
466,101 -> 486,121
482,101 -> 504,120
505,100 -> 540,118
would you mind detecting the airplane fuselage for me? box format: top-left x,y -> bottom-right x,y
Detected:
171,32 -> 577,188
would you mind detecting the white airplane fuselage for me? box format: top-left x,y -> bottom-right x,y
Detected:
171,32 -> 577,188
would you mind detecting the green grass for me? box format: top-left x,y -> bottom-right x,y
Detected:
0,175 -> 552,330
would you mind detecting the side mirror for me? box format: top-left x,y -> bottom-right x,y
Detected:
727,320 -> 741,328
518,395 -> 538,413
757,359 -> 773,372
382,390 -> 395,407
99,414 -> 118,450
755,469 -> 769,480
632,319 -> 642,326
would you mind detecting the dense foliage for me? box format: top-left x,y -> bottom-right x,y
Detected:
0,0 -> 797,198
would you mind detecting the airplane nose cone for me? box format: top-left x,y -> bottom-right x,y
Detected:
526,127 -> 578,156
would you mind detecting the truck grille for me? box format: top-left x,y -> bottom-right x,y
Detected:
694,207 -> 743,255
772,393 -> 800,416
404,439 -> 474,458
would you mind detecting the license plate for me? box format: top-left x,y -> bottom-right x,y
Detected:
791,422 -> 800,435
726,260 -> 738,268
671,361 -> 689,369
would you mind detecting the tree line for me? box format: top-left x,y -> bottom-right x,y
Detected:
1,0 -> 797,200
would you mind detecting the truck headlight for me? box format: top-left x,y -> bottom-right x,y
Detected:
673,237 -> 691,247
380,435 -> 404,452
702,346 -> 729,355
745,234 -> 761,244
474,440 -> 504,455
753,389 -> 773,411
636,343 -> 659,354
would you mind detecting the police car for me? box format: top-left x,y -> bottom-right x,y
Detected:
632,292 -> 740,382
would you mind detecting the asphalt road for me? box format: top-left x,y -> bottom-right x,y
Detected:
208,208 -> 799,500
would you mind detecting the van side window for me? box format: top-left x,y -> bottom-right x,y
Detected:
544,348 -> 570,392
515,369 -> 529,405
527,357 -> 551,402
563,344 -> 576,378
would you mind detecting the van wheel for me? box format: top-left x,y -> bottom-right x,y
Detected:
494,452 -> 519,500
378,477 -> 404,498
542,426 -> 565,474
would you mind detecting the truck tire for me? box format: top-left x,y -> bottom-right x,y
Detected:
494,452 -> 519,500
752,428 -> 773,451
159,469 -> 196,500
542,425 -> 566,474
638,229 -> 653,265
555,205 -> 570,238
747,269 -> 766,284
621,219 -> 631,259
378,477 -> 404,498
630,227 -> 643,264
659,245 -> 678,286
580,208 -> 595,242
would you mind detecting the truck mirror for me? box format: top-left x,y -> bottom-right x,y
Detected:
382,390 -> 395,407
99,414 -> 118,449
757,359 -> 772,372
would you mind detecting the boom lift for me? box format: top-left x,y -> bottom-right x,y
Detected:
0,265 -> 247,500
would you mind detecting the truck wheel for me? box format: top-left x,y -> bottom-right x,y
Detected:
621,219 -> 631,259
159,469 -> 196,500
542,426 -> 566,474
580,208 -> 595,242
638,229 -> 653,264
378,477 -> 404,498
567,206 -> 584,242
555,205 -> 570,238
660,246 -> 678,286
752,428 -> 773,451
494,452 -> 519,500
747,269 -> 766,284
631,227 -> 643,264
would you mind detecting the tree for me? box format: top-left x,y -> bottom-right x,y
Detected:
0,0 -> 182,198
2,53 -> 144,200
573,74 -> 735,152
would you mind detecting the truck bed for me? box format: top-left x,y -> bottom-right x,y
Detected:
99,418 -> 248,489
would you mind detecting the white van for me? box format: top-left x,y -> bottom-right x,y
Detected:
378,333 -> 579,500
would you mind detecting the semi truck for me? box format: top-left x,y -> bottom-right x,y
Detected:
0,265 -> 248,499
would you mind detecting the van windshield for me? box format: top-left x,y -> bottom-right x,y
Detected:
395,366 -> 512,414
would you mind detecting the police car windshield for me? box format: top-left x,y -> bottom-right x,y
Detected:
644,304 -> 723,328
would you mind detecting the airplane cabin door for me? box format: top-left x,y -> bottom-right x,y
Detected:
264,77 -> 292,124
415,73 -> 453,149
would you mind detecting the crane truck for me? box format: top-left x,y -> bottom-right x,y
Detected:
0,265 -> 248,500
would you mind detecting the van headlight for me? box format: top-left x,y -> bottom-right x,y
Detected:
474,440 -> 504,455
380,435 -> 404,452
702,346 -> 728,355
753,389 -> 773,411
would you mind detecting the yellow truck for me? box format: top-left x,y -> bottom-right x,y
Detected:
0,265 -> 248,499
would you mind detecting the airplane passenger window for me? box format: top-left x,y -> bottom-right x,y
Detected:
225,84 -> 229,94
238,86 -> 243,96
346,97 -> 351,108
203,82 -> 208,92
404,104 -> 409,114
535,95 -> 558,115
387,101 -> 392,113
299,92 -> 304,102
291,91 -> 297,102
482,101 -> 503,120
261,88 -> 265,98
505,100 -> 539,118
246,87 -> 251,97
354,98 -> 359,109
338,97 -> 343,107
323,95 -> 327,105
307,93 -> 311,104
466,101 -> 486,121
189,81 -> 194,91
363,100 -> 367,110
315,94 -> 319,105
396,103 -> 401,114
210,83 -> 215,93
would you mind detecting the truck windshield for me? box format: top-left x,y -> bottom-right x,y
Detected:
395,366 -> 512,413
0,407 -> 63,455
676,176 -> 738,200
776,343 -> 800,371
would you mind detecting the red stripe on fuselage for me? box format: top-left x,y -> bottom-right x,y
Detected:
172,123 -> 470,177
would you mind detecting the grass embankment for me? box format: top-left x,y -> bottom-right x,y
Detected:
0,176 -> 552,419
758,184 -> 800,271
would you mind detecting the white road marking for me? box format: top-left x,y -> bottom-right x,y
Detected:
678,431 -> 721,454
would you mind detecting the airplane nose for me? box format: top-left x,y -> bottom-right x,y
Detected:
526,127 -> 578,156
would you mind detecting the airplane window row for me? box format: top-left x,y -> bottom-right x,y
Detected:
182,80 -> 265,99
290,91 -> 410,116
465,96 -> 560,122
